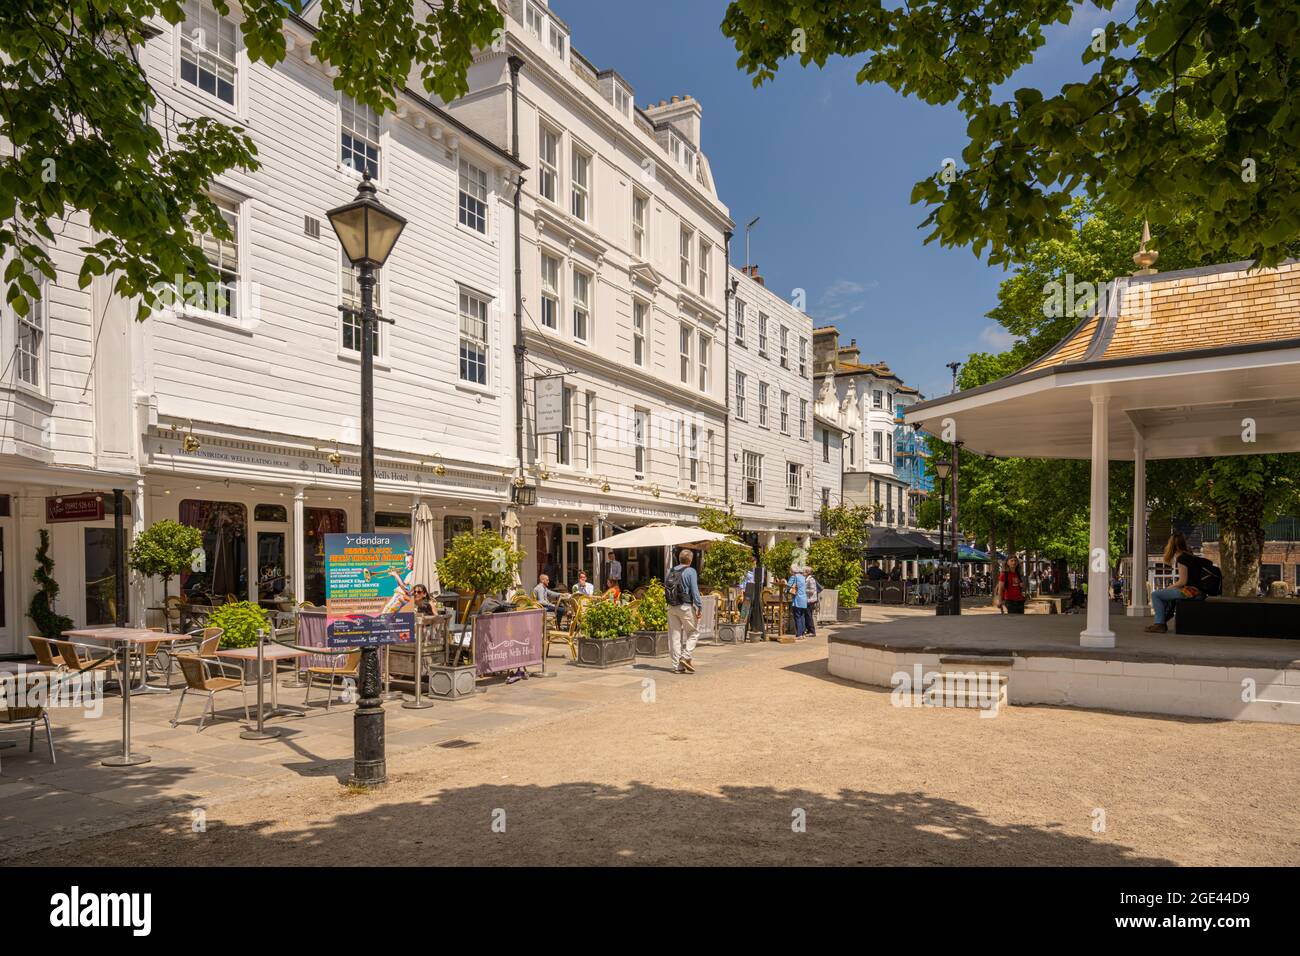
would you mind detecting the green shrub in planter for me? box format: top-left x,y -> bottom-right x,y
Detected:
761,539 -> 800,581
208,601 -> 272,649
580,599 -> 637,640
700,538 -> 752,592
636,578 -> 668,631
839,564 -> 863,609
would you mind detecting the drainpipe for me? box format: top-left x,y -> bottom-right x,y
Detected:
509,55 -> 526,501
723,230 -> 735,512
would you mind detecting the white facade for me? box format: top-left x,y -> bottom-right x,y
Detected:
0,1 -> 526,642
728,266 -> 816,543
813,329 -> 920,528
439,0 -> 733,589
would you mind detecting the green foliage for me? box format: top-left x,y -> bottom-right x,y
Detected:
696,507 -> 743,536
28,529 -> 72,638
436,529 -> 523,599
635,579 -> 668,632
838,563 -> 863,610
760,540 -> 800,580
128,519 -> 203,597
807,537 -> 848,589
818,504 -> 876,556
0,0 -> 504,323
699,539 -> 752,592
724,2 -> 1300,268
580,599 -> 637,641
208,600 -> 271,650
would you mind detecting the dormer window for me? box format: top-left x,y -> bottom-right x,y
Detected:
670,133 -> 693,173
614,86 -> 631,116
548,22 -> 567,58
526,2 -> 544,39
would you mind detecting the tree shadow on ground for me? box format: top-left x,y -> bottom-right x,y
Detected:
27,778 -> 1175,866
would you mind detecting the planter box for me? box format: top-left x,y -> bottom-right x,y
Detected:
633,630 -> 670,658
427,663 -> 478,701
837,605 -> 864,624
576,634 -> 637,669
815,590 -> 839,624
716,621 -> 747,644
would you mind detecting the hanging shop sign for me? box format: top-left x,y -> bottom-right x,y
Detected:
535,375 -> 566,435
324,532 -> 415,648
45,494 -> 105,523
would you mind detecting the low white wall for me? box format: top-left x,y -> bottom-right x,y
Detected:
828,641 -> 1300,725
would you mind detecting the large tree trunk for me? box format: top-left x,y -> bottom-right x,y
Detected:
1219,524 -> 1264,596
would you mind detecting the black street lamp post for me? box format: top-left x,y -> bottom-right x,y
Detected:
326,171 -> 406,788
934,460 -> 951,615
948,441 -> 963,615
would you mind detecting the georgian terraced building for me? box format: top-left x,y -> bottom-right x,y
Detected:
439,0 -> 734,589
813,328 -> 925,529
0,0 -> 527,640
728,265 -> 817,551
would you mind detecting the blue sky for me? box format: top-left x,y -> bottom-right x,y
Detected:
551,0 -> 1129,399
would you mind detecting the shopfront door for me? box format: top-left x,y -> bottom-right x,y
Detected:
83,527 -> 124,627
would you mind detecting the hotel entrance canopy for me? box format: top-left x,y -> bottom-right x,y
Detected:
905,259 -> 1300,647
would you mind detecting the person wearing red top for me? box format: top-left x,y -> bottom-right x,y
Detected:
994,556 -> 1027,614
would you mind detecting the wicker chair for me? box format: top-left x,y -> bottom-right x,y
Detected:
304,649 -> 362,711
544,596 -> 581,661
170,654 -> 248,732
27,636 -> 65,672
54,641 -> 122,683
1,698 -> 55,769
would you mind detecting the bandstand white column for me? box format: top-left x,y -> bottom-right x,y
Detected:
292,485 -> 306,605
1081,395 -> 1115,647
1127,424 -> 1150,617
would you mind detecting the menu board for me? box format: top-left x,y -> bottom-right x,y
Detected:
324,532 -> 416,648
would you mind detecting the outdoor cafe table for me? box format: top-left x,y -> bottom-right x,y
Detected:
63,627 -> 173,767
215,644 -> 307,722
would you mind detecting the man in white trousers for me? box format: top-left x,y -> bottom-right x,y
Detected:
665,548 -> 702,674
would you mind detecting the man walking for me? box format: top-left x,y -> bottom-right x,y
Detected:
665,548 -> 702,674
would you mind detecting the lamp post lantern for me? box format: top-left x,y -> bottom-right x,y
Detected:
326,170 -> 406,787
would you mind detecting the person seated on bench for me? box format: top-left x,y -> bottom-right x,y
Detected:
1146,532 -> 1206,634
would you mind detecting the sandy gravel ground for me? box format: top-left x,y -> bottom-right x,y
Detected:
12,638 -> 1300,866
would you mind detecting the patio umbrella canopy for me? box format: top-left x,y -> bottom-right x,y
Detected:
411,502 -> 439,596
587,523 -> 731,551
863,527 -> 942,558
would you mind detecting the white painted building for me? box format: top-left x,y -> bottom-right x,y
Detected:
813,328 -> 922,529
728,265 -> 816,549
438,0 -> 734,590
2,1 -> 526,643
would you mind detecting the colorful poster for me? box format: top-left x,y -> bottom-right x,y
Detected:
325,532 -> 416,648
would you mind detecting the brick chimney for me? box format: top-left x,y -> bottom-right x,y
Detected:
838,338 -> 860,366
741,263 -> 764,286
644,93 -> 702,147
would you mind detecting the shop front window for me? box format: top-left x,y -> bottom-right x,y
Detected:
84,528 -> 125,626
302,507 -> 347,606
254,504 -> 287,522
179,500 -> 248,604
257,532 -> 287,606
444,515 -> 474,556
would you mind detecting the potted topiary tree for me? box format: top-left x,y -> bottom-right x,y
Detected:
700,537 -> 753,643
632,578 -> 669,657
28,529 -> 73,638
128,519 -> 203,605
434,528 -> 524,697
576,597 -> 637,668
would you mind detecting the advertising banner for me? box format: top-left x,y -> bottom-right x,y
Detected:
324,532 -> 416,648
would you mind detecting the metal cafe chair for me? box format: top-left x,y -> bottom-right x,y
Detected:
1,702 -> 56,771
170,654 -> 249,733
303,649 -> 362,712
